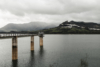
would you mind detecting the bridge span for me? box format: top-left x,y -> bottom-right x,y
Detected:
0,33 -> 44,60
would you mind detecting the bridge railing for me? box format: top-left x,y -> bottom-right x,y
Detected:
0,34 -> 35,37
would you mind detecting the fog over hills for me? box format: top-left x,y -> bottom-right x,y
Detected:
0,22 -> 58,32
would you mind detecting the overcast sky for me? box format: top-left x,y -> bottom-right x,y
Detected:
0,0 -> 100,28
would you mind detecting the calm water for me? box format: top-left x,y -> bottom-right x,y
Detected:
0,35 -> 100,67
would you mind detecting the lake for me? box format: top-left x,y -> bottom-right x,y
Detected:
0,35 -> 100,67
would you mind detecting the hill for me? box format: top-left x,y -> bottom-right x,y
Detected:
42,20 -> 100,34
0,22 -> 58,32
59,20 -> 100,29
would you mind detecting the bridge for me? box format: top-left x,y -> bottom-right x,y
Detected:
0,32 -> 44,60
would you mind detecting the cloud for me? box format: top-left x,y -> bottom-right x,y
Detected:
0,0 -> 99,15
0,0 -> 64,15
0,0 -> 100,28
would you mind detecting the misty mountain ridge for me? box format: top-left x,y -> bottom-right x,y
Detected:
0,22 -> 58,32
1,20 -> 100,32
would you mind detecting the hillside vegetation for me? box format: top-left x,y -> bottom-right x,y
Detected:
41,21 -> 100,34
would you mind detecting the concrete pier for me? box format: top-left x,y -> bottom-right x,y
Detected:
31,36 -> 34,51
0,33 -> 44,60
12,36 -> 18,60
40,37 -> 43,47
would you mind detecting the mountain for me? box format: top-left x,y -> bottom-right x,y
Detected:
0,22 -> 58,32
42,20 -> 100,34
59,20 -> 100,28
1,20 -> 100,33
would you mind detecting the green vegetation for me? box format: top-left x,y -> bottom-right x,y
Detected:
79,53 -> 88,67
41,27 -> 100,34
1,27 -> 100,34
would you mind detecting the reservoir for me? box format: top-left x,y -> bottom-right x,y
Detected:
0,35 -> 100,67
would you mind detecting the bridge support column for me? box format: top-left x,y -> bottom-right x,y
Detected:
31,36 -> 34,51
12,36 -> 18,60
39,36 -> 43,47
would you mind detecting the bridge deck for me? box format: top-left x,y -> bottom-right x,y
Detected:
0,34 -> 38,39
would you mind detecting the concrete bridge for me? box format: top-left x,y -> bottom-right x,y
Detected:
0,32 -> 44,60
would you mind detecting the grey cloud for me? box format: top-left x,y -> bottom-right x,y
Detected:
0,0 -> 100,24
0,0 -> 99,15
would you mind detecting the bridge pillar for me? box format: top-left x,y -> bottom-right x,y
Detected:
31,36 -> 34,51
39,36 -> 43,47
12,36 -> 18,60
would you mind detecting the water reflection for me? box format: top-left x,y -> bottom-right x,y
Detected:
39,46 -> 44,57
12,60 -> 18,67
30,51 -> 35,60
11,47 -> 45,67
38,46 -> 45,67
28,51 -> 35,67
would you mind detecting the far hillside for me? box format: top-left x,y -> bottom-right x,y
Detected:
41,20 -> 100,34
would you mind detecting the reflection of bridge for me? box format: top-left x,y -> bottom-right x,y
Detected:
0,33 -> 44,60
